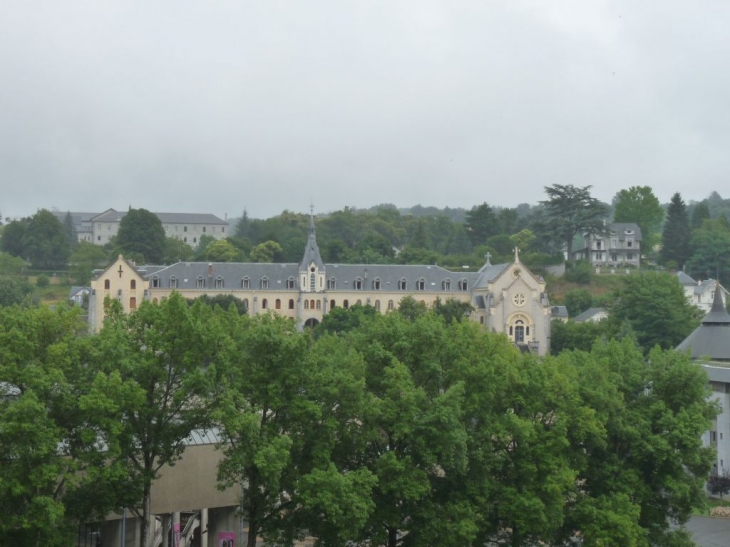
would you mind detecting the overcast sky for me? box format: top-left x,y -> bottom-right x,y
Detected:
2,1 -> 729,220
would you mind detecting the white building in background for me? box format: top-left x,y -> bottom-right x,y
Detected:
676,271 -> 728,313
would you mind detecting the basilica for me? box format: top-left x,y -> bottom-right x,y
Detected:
90,214 -> 553,355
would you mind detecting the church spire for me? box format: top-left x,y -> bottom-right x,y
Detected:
300,207 -> 325,271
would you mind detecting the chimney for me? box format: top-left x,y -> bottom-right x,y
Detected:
208,263 -> 214,278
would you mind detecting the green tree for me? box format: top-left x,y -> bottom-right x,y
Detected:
116,208 -> 166,264
235,208 -> 251,238
540,185 -> 609,262
87,294 -> 222,547
692,201 -> 711,229
69,242 -> 108,285
0,218 -> 28,257
510,229 -> 537,253
661,193 -> 692,269
163,236 -> 194,264
0,276 -> 34,307
189,293 -> 248,315
687,218 -> 730,286
0,306 -> 117,545
315,304 -> 378,336
612,186 -> 665,248
563,288 -> 593,317
250,240 -> 284,263
205,239 -> 242,262
22,209 -> 70,269
63,211 -> 77,251
608,271 -> 701,352
432,298 -> 474,323
556,340 -> 716,546
215,314 -> 322,547
550,318 -> 607,354
465,202 -> 500,246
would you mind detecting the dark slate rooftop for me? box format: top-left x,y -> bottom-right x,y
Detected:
90,209 -> 226,225
676,289 -> 730,360
677,271 -> 696,286
609,222 -> 643,242
146,261 -> 510,293
573,307 -> 608,322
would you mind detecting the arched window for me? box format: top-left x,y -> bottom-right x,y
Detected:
310,273 -> 316,291
261,277 -> 269,289
104,279 -> 110,290
343,299 -> 349,309
243,298 -> 249,310
262,298 -> 268,309
288,299 -> 295,309
152,276 -> 159,288
387,300 -> 394,310
354,278 -> 363,290
152,298 -> 158,304
316,300 -> 321,309
310,299 -> 315,309
458,279 -> 468,291
328,278 -> 336,289
442,279 -> 451,291
356,299 -> 362,306
398,278 -> 407,290
129,297 -> 137,310
416,278 -> 425,290
373,278 -> 381,290
304,300 -> 310,310
196,276 -> 205,288
330,299 -> 336,309
169,276 -> 177,289
130,279 -> 136,290
275,299 -> 281,310
287,277 -> 295,289
215,277 -> 224,288
242,277 -> 250,289
375,300 -> 381,311
514,320 -> 525,343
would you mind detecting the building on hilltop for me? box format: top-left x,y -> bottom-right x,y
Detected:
89,213 -> 554,355
51,208 -> 228,247
571,222 -> 642,267
676,288 -> 730,476
677,271 -> 728,313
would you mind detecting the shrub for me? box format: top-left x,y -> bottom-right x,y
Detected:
36,274 -> 50,288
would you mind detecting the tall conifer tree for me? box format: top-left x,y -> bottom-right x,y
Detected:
661,193 -> 692,268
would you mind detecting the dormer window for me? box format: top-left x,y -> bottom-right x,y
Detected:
169,276 -> 177,289
242,277 -> 250,289
328,278 -> 336,290
215,277 -> 224,289
416,278 -> 425,290
373,278 -> 381,290
443,279 -> 451,290
398,278 -> 407,290
287,277 -> 295,289
261,277 -> 269,289
152,276 -> 159,288
196,276 -> 205,288
458,279 -> 468,291
354,278 -> 363,290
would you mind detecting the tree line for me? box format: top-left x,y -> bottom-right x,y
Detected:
0,294 -> 715,547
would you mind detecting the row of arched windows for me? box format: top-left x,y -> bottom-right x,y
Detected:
104,279 -> 138,290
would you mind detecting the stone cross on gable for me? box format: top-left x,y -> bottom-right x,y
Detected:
513,247 -> 521,263
484,252 -> 492,265
117,265 -> 124,278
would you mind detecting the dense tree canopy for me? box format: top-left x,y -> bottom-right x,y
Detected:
116,208 -> 166,264
613,185 -> 664,248
22,209 -> 70,269
540,184 -> 609,261
661,193 -> 692,269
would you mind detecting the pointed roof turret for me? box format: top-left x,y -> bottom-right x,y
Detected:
300,209 -> 325,271
676,284 -> 730,360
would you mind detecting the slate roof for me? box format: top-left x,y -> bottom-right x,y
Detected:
146,261 -> 510,293
551,306 -> 569,319
609,223 -> 642,242
50,211 -> 96,233
573,307 -> 608,323
90,209 -> 226,225
69,286 -> 89,298
677,271 -> 696,286
676,289 -> 730,360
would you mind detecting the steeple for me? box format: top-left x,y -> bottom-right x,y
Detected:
702,285 -> 730,325
300,208 -> 325,271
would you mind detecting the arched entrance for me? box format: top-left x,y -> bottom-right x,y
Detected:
507,313 -> 533,346
303,318 -> 320,329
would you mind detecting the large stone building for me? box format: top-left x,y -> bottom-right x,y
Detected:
52,208 -> 229,248
90,215 -> 553,355
571,222 -> 642,267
